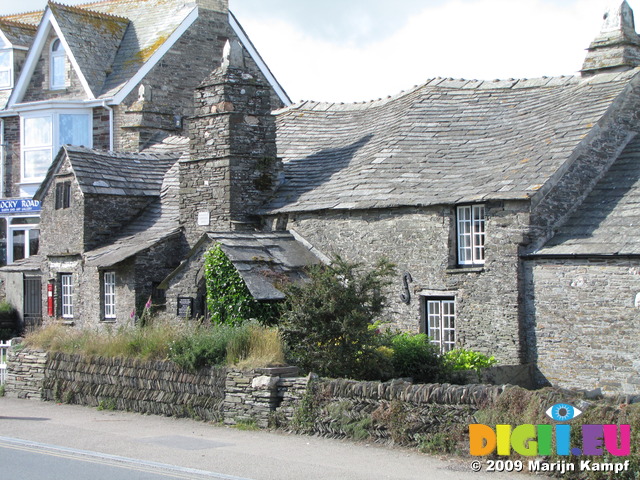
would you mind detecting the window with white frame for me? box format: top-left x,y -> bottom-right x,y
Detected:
21,111 -> 91,185
103,271 -> 116,320
50,39 -> 66,89
456,204 -> 486,266
424,297 -> 456,353
60,273 -> 73,318
0,48 -> 13,88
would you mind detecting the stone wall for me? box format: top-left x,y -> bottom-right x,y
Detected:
525,257 -> 640,394
5,348 -> 47,399
5,348 -> 501,440
283,200 -> 531,364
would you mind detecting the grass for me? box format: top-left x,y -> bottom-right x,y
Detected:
24,319 -> 286,371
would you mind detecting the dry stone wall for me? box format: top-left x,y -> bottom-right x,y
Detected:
5,348 -> 505,442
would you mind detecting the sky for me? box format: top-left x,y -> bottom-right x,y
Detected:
0,0 -> 632,102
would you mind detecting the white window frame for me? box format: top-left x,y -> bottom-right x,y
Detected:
425,298 -> 456,353
0,47 -> 13,89
103,271 -> 116,320
7,217 -> 40,264
50,39 -> 66,90
60,273 -> 73,318
456,204 -> 486,266
20,109 -> 93,185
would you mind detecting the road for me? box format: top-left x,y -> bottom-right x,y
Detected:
0,397 -> 545,479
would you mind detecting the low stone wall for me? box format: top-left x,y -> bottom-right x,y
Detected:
5,348 -> 47,399
300,378 -> 503,445
42,352 -> 227,421
5,347 -> 505,443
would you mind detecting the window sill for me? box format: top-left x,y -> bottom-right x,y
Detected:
446,266 -> 484,275
101,319 -> 116,323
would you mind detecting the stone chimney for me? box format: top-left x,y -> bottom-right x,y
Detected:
582,1 -> 640,76
180,39 -> 282,245
195,0 -> 228,13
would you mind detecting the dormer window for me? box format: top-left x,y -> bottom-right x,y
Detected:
0,48 -> 12,89
50,39 -> 66,89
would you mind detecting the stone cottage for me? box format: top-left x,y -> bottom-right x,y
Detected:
3,0 -> 640,394
0,0 -> 289,329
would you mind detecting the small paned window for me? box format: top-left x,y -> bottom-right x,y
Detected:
423,297 -> 456,353
456,205 -> 486,266
60,273 -> 73,318
55,181 -> 71,209
50,39 -> 66,89
103,272 -> 116,320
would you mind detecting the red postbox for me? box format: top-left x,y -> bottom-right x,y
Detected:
47,281 -> 54,317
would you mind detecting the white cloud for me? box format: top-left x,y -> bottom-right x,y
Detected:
241,0 -> 612,102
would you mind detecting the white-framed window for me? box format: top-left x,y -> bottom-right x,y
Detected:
457,204 -> 486,266
0,48 -> 13,89
60,273 -> 73,318
103,271 -> 116,320
424,297 -> 456,353
50,39 -> 66,90
20,110 -> 92,185
7,217 -> 39,264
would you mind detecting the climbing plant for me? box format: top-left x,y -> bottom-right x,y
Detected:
203,244 -> 280,325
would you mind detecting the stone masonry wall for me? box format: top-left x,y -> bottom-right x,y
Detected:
526,258 -> 640,394
5,349 -> 502,440
5,348 -> 47,399
283,201 -> 532,365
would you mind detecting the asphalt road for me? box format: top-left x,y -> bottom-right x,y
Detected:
0,396 -> 544,480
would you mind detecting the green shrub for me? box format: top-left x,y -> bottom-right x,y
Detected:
443,348 -> 497,374
204,244 -> 280,325
168,324 -> 238,371
280,256 -> 395,379
390,333 -> 444,383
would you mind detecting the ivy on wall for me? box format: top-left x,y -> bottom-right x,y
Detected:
203,244 -> 279,325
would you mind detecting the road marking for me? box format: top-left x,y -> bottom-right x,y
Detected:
0,436 -> 254,480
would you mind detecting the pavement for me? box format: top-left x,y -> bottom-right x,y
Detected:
0,396 -> 543,479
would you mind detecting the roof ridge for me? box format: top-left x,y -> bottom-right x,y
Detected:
65,144 -> 181,160
48,1 -> 130,23
275,70 -> 640,115
0,18 -> 38,30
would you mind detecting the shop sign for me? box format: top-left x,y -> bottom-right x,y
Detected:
0,198 -> 41,214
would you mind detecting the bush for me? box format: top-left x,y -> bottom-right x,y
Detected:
443,348 -> 496,374
280,256 -> 395,379
204,244 -> 280,325
390,333 -> 444,383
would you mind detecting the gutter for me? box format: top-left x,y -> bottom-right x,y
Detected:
521,252 -> 640,261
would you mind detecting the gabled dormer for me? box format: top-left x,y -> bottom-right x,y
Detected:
0,19 -> 37,98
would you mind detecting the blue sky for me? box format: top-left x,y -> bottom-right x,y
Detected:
0,0 -> 629,102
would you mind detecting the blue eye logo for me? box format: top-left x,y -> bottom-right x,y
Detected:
545,403 -> 582,422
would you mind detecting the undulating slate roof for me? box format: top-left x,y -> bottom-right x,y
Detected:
535,135 -> 640,256
35,145 -> 179,200
84,136 -> 189,267
267,69 -> 640,213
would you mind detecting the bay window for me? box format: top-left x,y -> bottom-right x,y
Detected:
20,110 -> 92,189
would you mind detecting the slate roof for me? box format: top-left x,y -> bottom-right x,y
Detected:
83,136 -> 188,267
535,134 -> 640,256
267,70 -> 640,213
163,232 -> 321,300
35,145 -> 180,200
1,0 -> 196,99
0,18 -> 37,47
47,3 -> 129,98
